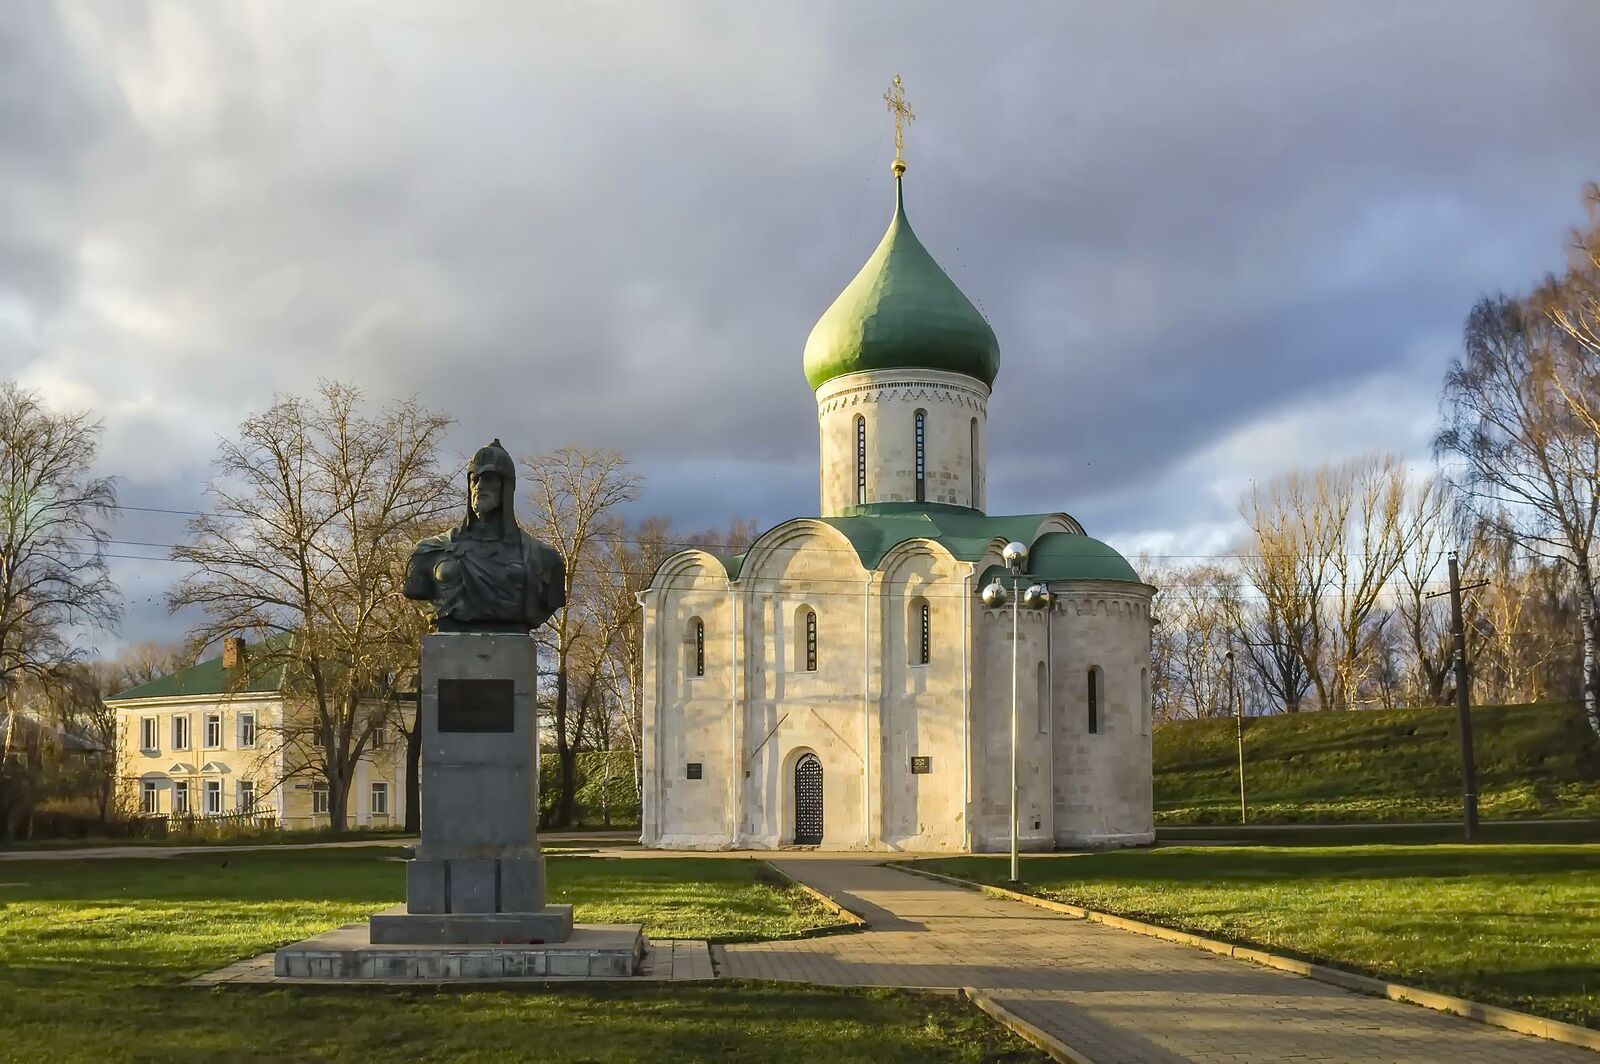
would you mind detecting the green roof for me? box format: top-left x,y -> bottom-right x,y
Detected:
109,636 -> 291,702
698,504 -> 1142,584
802,178 -> 1000,391
976,532 -> 1143,586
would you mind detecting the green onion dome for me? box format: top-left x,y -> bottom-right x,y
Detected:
803,178 -> 1001,391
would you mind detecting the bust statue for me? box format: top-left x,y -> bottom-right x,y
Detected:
404,439 -> 566,632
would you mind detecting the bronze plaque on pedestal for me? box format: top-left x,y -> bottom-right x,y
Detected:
437,678 -> 515,733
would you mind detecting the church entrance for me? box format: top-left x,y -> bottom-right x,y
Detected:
794,753 -> 823,845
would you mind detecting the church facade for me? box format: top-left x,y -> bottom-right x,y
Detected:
638,165 -> 1155,853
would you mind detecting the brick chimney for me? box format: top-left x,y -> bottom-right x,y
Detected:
222,637 -> 246,671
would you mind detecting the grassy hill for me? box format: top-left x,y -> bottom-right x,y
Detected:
1154,702 -> 1600,824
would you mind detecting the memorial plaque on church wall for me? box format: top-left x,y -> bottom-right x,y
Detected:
910,756 -> 932,774
437,678 -> 515,733
686,762 -> 703,780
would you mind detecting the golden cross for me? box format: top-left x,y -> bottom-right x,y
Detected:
883,74 -> 914,176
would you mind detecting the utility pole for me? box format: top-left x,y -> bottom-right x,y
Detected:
1447,551 -> 1479,841
1227,649 -> 1245,825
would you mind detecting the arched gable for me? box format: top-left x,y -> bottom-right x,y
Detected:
649,549 -> 734,594
738,518 -> 867,585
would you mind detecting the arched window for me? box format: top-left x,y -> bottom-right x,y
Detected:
804,608 -> 818,672
908,598 -> 931,665
1036,661 -> 1049,734
855,415 -> 867,506
1087,666 -> 1101,734
914,409 -> 927,504
969,418 -> 979,505
685,618 -> 705,678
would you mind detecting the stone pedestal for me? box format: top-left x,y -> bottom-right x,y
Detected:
274,631 -> 645,977
380,631 -> 571,945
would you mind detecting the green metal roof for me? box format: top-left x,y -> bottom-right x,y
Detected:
692,504 -> 1142,584
802,178 -> 1000,391
976,531 -> 1143,586
109,636 -> 291,702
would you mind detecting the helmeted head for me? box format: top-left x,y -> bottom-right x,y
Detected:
464,438 -> 519,539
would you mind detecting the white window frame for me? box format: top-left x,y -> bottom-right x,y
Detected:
204,713 -> 222,750
311,782 -> 330,816
140,780 -> 160,814
370,722 -> 386,749
173,780 -> 190,815
238,712 -> 256,749
172,714 -> 191,751
140,717 -> 158,753
238,780 -> 256,815
370,781 -> 389,816
204,779 -> 222,815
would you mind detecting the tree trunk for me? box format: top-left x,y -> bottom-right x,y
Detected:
554,665 -> 577,828
557,745 -> 578,829
1581,582 -> 1600,741
404,719 -> 421,833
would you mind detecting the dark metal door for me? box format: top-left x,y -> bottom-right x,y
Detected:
794,753 -> 823,845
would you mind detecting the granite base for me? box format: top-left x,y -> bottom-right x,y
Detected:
273,911 -> 644,981
370,903 -> 573,945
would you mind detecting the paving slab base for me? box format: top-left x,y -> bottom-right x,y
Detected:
273,918 -> 644,980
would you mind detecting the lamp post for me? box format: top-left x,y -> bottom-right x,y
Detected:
981,541 -> 1052,884
1226,649 -> 1245,825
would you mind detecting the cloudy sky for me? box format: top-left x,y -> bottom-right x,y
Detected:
4,0 -> 1599,652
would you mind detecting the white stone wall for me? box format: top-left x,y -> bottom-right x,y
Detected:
641,528 -> 1155,854
815,368 -> 990,515
971,598 -> 1057,851
640,552 -> 736,849
875,543 -> 970,851
738,523 -> 872,850
1050,582 -> 1156,848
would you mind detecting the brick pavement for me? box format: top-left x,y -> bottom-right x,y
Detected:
719,859 -> 1594,1064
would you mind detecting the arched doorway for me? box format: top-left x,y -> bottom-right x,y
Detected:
794,753 -> 823,845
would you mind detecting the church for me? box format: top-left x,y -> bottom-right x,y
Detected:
637,114 -> 1155,853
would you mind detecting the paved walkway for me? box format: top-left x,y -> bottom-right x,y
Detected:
721,860 -> 1595,1064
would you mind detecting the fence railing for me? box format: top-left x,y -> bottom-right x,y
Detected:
136,811 -> 279,838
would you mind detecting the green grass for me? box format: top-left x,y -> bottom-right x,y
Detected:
1155,702 -> 1600,824
0,848 -> 1039,1062
0,826 -> 416,851
919,843 -> 1600,1029
1158,820 -> 1600,846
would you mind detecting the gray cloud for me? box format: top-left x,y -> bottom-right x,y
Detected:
3,0 -> 1599,652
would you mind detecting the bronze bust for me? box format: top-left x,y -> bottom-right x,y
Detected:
404,439 -> 566,632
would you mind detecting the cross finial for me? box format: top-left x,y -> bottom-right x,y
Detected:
883,74 -> 914,178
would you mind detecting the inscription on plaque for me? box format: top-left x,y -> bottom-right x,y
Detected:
910,756 -> 932,774
686,762 -> 703,780
437,678 -> 515,733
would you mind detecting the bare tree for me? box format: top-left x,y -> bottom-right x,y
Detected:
1241,455 -> 1415,710
0,384 -> 121,833
1235,598 -> 1313,713
1437,293 -> 1600,739
1242,468 -> 1338,708
1392,475 -> 1455,706
1155,563 -> 1243,718
520,448 -> 640,828
1326,454 -> 1411,708
170,383 -> 452,828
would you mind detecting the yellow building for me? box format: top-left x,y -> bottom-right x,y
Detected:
106,637 -> 411,830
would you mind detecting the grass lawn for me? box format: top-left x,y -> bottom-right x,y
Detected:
0,848 -> 1040,1063
0,827 -> 417,851
1158,819 -> 1600,846
918,843 -> 1600,1030
1155,702 -> 1600,824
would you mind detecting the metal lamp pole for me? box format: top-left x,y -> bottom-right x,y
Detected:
1227,649 -> 1245,824
982,542 -> 1051,884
